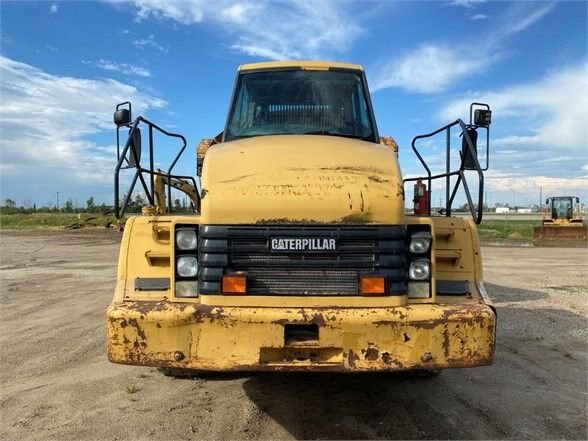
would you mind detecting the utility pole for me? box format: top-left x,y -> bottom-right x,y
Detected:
56,191 -> 60,210
539,186 -> 542,212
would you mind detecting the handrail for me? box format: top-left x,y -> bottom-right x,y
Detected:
114,115 -> 199,219
403,104 -> 490,224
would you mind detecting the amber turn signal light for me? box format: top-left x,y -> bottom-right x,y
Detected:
222,275 -> 247,295
360,276 -> 386,296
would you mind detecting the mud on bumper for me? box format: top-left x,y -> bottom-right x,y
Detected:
107,301 -> 496,372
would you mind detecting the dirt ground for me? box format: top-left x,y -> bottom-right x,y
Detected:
1,229 -> 586,440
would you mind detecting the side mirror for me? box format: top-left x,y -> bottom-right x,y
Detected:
474,109 -> 492,127
545,198 -> 550,205
461,126 -> 478,170
576,197 -> 580,203
114,109 -> 131,126
127,128 -> 142,167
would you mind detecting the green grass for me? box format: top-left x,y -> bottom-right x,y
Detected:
1,213 -> 93,229
125,384 -> 141,394
0,213 -> 551,242
477,220 -> 538,241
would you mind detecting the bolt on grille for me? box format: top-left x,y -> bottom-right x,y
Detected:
198,225 -> 407,296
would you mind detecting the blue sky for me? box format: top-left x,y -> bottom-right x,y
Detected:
1,0 -> 586,209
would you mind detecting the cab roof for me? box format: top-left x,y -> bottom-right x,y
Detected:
238,60 -> 364,72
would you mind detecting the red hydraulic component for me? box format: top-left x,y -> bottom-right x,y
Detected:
413,180 -> 428,215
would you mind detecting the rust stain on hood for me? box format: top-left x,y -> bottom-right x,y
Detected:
200,135 -> 405,225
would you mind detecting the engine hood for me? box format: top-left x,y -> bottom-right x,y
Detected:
200,135 -> 405,224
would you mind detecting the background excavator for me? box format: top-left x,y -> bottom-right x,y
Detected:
533,196 -> 587,247
145,170 -> 200,215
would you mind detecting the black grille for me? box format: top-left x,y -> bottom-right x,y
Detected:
436,280 -> 470,296
198,226 -> 407,296
134,277 -> 170,291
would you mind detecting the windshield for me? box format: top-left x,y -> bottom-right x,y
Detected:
551,197 -> 573,220
225,69 -> 377,142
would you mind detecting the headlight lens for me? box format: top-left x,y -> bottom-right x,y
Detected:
177,256 -> 198,277
409,259 -> 431,281
176,229 -> 197,250
409,232 -> 432,254
176,281 -> 198,298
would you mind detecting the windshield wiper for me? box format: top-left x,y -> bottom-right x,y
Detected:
302,130 -> 364,140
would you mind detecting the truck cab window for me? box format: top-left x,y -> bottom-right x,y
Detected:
225,70 -> 376,142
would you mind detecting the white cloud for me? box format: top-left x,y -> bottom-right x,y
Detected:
372,45 -> 494,93
441,62 -> 588,151
49,3 -> 58,14
135,0 -> 205,24
129,0 -> 361,59
439,62 -> 588,194
494,2 -> 555,39
229,44 -> 285,61
373,2 -> 555,93
447,0 -> 486,8
485,174 -> 587,194
218,3 -> 255,24
471,13 -> 488,20
83,59 -> 151,77
0,56 -> 166,203
132,34 -> 166,52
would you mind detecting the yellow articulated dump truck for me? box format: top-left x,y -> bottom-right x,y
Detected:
108,61 -> 496,374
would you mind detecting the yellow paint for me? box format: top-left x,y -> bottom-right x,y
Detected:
107,296 -> 495,372
114,216 -> 191,302
200,135 -> 404,225
239,60 -> 363,72
199,294 -> 408,308
427,216 -> 483,282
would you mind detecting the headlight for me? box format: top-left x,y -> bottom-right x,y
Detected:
409,259 -> 430,281
177,256 -> 198,277
176,281 -> 198,298
176,229 -> 197,250
409,232 -> 432,254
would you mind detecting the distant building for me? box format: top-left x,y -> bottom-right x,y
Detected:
517,208 -> 532,213
495,207 -> 510,213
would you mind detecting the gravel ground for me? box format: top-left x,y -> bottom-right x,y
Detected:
0,229 -> 586,440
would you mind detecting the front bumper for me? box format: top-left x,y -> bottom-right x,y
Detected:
107,299 -> 496,372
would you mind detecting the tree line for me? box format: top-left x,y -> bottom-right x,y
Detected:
1,194 -> 189,215
1,196 -> 110,215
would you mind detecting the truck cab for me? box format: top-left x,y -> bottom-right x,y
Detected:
107,61 -> 496,373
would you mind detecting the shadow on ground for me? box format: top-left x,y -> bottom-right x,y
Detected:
158,290 -> 587,440
238,303 -> 587,440
242,372 -> 462,440
485,282 -> 549,303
